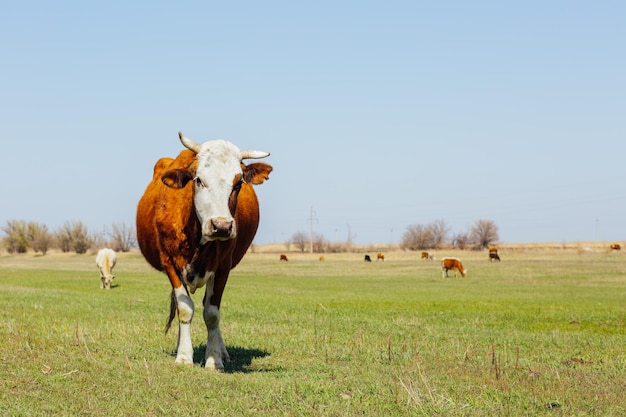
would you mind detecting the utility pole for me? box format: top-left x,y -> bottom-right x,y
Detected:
308,206 -> 317,253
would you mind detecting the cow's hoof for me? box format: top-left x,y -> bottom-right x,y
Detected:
175,356 -> 193,366
204,357 -> 224,372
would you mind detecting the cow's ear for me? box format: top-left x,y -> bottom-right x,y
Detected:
243,162 -> 273,185
161,169 -> 194,189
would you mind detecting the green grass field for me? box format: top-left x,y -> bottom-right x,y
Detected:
1,249 -> 624,416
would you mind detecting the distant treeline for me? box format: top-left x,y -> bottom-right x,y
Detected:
1,220 -> 136,255
286,219 -> 499,253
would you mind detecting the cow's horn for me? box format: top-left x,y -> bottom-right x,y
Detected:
241,150 -> 270,160
178,131 -> 202,154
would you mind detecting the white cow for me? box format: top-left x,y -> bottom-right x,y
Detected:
96,248 -> 117,289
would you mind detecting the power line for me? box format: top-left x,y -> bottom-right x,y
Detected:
308,206 -> 318,253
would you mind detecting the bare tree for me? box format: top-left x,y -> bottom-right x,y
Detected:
429,219 -> 449,249
452,231 -> 472,249
400,224 -> 432,250
109,222 -> 136,252
312,233 -> 327,253
400,219 -> 449,250
470,219 -> 499,249
290,231 -> 308,252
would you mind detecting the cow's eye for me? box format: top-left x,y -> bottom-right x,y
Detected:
193,177 -> 205,188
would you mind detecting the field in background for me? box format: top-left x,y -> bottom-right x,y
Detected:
253,240 -> 624,255
0,247 -> 624,416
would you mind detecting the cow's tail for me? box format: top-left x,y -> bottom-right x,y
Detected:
165,290 -> 177,334
103,256 -> 111,274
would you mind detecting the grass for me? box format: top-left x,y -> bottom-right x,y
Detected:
0,249 -> 624,416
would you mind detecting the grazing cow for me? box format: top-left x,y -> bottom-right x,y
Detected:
610,243 -> 621,251
441,257 -> 467,278
421,251 -> 435,261
364,254 -> 371,262
319,255 -> 325,262
280,254 -> 288,261
488,246 -> 501,262
377,252 -> 385,261
136,132 -> 272,370
96,248 -> 117,289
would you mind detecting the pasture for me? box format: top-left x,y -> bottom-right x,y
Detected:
0,249 -> 624,416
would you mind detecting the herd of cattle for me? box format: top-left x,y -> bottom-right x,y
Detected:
88,132 -> 622,370
279,251 -> 470,278
275,242 -> 623,280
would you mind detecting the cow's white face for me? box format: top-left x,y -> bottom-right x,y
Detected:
193,140 -> 243,244
161,133 -> 270,245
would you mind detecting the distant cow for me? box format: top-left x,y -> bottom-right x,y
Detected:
319,255 -> 325,262
136,132 -> 272,369
364,254 -> 371,262
610,243 -> 621,251
377,253 -> 385,261
280,254 -> 289,261
488,246 -> 501,262
421,251 -> 435,261
96,248 -> 117,289
441,257 -> 467,278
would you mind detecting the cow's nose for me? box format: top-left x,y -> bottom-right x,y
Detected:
209,217 -> 234,239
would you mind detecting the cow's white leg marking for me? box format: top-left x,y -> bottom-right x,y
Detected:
174,286 -> 194,365
203,304 -> 229,370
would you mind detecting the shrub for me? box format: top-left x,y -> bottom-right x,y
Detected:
109,222 -> 136,252
56,221 -> 93,254
27,222 -> 53,255
2,220 -> 29,253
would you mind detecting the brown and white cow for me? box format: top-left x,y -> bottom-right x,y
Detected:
488,245 -> 501,262
377,252 -> 385,261
610,243 -> 621,251
421,251 -> 435,261
96,248 -> 117,289
441,257 -> 467,278
136,132 -> 272,370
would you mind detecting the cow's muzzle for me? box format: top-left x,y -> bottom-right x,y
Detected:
206,217 -> 236,241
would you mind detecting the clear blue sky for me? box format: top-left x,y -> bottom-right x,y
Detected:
1,1 -> 625,245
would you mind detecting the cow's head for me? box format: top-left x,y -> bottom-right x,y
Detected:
161,132 -> 271,244
102,274 -> 114,289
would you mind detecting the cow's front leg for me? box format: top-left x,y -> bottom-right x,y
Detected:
173,285 -> 194,365
203,304 -> 230,370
